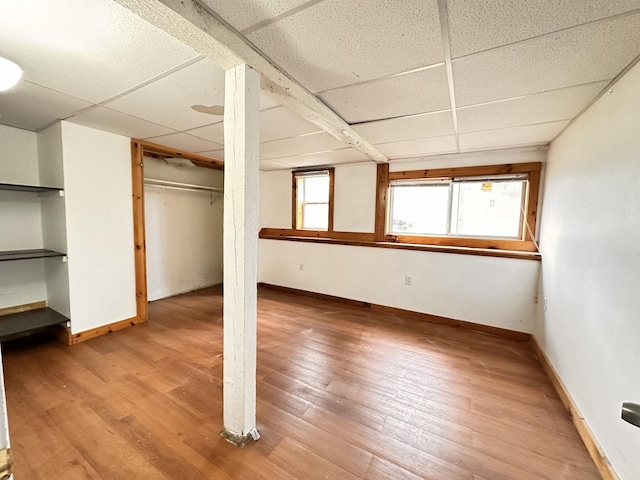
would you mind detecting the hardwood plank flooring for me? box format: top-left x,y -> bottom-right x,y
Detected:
2,286 -> 600,479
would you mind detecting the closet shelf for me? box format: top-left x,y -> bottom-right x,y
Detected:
0,183 -> 63,193
0,249 -> 66,262
0,308 -> 68,339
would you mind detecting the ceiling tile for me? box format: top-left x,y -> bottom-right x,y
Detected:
145,133 -> 223,154
66,106 -> 176,139
258,107 -> 321,142
320,66 -> 450,124
107,59 -> 225,131
188,122 -> 224,144
188,106 -> 321,144
271,148 -> 370,168
0,81 -> 92,131
201,0 -> 310,32
447,0 -> 640,58
108,59 -> 280,132
376,136 -> 458,159
0,0 -> 199,104
196,149 -> 224,160
247,0 -> 444,93
453,13 -> 640,106
260,132 -> 346,159
354,111 -> 454,145
458,121 -> 568,151
259,159 -> 296,171
457,81 -> 608,133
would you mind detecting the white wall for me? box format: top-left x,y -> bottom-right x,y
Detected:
38,122 -> 70,317
0,125 -> 39,185
333,163 -> 377,232
61,122 -> 136,333
0,125 -> 47,309
535,62 -> 640,479
261,240 -> 538,331
144,157 -> 223,301
259,147 -> 543,333
259,170 -> 290,229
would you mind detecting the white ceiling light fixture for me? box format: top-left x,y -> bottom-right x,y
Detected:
0,57 -> 22,92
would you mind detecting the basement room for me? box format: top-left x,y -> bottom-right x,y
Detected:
0,0 -> 638,479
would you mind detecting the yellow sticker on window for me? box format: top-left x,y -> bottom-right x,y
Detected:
482,182 -> 492,192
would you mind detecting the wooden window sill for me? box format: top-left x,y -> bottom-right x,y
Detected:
259,229 -> 541,261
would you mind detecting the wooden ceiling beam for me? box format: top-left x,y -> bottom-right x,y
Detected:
114,0 -> 389,163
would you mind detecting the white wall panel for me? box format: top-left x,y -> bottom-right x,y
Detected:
0,125 -> 39,185
260,240 -> 538,333
333,163 -> 376,233
60,122 -> 136,333
0,125 -> 46,309
536,60 -> 640,480
144,157 -> 223,301
38,122 -> 70,317
259,170 -> 291,229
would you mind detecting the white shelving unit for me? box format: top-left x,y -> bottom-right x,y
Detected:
0,182 -> 69,339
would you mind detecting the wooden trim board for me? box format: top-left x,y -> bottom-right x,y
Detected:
131,140 -> 149,324
135,139 -> 223,170
384,162 -> 542,251
258,283 -> 531,342
0,448 -> 12,480
374,163 -> 389,242
0,301 -> 46,317
53,315 -> 146,346
259,229 -> 541,261
388,162 -> 542,181
530,337 -> 619,480
328,169 -> 335,233
291,168 -> 335,231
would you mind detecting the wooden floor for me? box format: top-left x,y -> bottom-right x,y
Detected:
3,286 -> 600,479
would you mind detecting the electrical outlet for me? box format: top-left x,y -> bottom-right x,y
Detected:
405,275 -> 412,286
543,297 -> 548,311
299,263 -> 304,271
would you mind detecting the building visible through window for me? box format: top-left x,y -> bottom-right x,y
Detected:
389,174 -> 528,240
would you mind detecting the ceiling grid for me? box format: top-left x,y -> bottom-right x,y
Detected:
436,0 -> 460,152
0,0 -> 639,169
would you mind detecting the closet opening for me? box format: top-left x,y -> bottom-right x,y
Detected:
130,140 -> 223,321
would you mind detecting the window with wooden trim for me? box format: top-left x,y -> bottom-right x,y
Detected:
384,163 -> 541,251
292,169 -> 334,231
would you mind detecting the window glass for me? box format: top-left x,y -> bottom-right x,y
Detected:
389,176 -> 527,240
301,175 -> 329,203
452,180 -> 524,238
302,203 -> 329,230
389,184 -> 449,235
295,172 -> 330,230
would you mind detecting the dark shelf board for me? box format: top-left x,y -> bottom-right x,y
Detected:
0,307 -> 68,339
0,249 -> 66,262
0,182 -> 62,193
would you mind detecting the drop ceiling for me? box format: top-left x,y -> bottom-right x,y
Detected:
0,0 -> 639,171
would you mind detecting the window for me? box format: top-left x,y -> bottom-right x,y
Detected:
384,163 -> 541,251
389,175 -> 527,239
292,169 -> 334,231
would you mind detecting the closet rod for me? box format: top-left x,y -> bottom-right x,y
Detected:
144,178 -> 223,193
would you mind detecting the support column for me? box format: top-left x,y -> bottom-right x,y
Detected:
220,64 -> 260,447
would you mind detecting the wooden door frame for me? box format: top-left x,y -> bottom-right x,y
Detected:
130,139 -> 223,322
